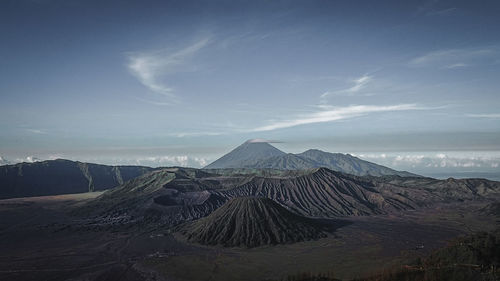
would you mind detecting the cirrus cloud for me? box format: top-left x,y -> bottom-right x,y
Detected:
250,104 -> 432,132
321,75 -> 373,98
409,46 -> 499,68
127,38 -> 211,100
467,113 -> 500,119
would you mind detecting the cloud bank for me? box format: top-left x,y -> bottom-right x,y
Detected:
0,155 -> 211,168
129,155 -> 209,167
355,152 -> 500,173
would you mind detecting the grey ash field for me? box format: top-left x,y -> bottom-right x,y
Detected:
1,142 -> 500,281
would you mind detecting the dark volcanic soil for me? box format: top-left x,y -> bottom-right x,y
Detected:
0,193 -> 201,281
0,193 -> 499,281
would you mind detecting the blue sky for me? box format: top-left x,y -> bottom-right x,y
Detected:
1,0 -> 500,178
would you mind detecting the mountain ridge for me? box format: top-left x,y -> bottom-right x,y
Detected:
205,141 -> 417,177
0,159 -> 154,199
79,166 -> 500,230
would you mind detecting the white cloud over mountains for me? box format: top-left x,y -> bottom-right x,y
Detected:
2,151 -> 498,179
0,156 -> 43,165
355,152 -> 500,172
0,154 -> 211,168
129,155 -> 209,167
0,156 -> 11,166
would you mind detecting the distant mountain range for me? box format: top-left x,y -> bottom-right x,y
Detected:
0,159 -> 153,199
205,140 -> 417,177
0,140 -> 420,199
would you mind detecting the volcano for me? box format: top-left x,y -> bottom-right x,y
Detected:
204,140 -> 286,169
204,140 -> 417,177
177,197 -> 326,248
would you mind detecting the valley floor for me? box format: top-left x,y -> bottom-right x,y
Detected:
0,193 -> 498,281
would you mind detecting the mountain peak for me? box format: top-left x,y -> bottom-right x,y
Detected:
204,141 -> 285,169
301,148 -> 325,154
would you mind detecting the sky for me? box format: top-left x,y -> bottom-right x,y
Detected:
1,0 -> 500,179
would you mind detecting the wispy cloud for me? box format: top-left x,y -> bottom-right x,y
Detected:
168,131 -> 224,138
321,75 -> 373,98
25,128 -> 47,134
127,38 -> 211,100
425,7 -> 457,16
246,138 -> 283,143
217,31 -> 271,50
444,63 -> 467,69
251,104 -> 430,132
288,75 -> 341,84
467,113 -> 500,119
415,0 -> 457,17
409,47 -> 498,68
135,97 -> 172,106
415,0 -> 438,15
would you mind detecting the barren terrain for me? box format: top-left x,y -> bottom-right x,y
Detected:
0,193 -> 497,281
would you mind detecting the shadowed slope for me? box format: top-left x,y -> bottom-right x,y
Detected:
217,168 -> 418,217
76,168 -> 230,227
178,197 -> 326,248
298,149 -> 417,177
0,159 -> 153,199
248,150 -> 417,177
